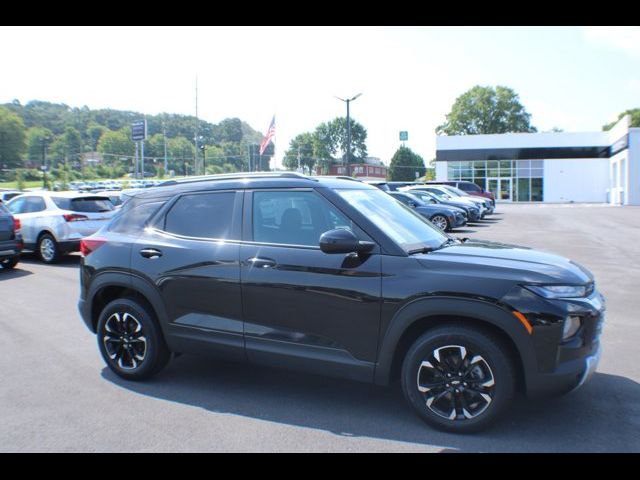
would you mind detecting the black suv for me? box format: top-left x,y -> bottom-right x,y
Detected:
0,201 -> 22,270
78,173 -> 604,432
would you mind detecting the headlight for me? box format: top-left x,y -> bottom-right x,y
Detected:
525,285 -> 588,299
563,316 -> 581,340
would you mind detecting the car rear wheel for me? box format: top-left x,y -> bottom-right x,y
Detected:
0,257 -> 19,270
97,298 -> 171,380
38,233 -> 60,264
430,215 -> 450,232
401,324 -> 515,433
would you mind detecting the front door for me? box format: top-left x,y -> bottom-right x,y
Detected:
240,189 -> 382,382
486,178 -> 512,202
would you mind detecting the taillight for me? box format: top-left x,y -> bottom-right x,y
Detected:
13,217 -> 20,232
80,237 -> 107,257
63,213 -> 89,222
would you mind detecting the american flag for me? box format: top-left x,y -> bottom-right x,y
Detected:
259,115 -> 275,155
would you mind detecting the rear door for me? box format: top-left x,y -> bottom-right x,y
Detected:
130,189 -> 245,360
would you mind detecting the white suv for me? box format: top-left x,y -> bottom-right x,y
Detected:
6,192 -> 116,263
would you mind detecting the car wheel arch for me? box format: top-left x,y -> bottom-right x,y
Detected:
374,297 -> 535,390
88,273 -> 169,337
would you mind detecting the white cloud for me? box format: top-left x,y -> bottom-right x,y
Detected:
582,26 -> 640,57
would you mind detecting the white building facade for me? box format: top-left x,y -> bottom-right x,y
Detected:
435,116 -> 639,205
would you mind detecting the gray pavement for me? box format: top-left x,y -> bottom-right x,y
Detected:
1,203 -> 639,452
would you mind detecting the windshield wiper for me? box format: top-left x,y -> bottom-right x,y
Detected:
407,246 -> 436,255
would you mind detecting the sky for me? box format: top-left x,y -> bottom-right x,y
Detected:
1,26 -> 639,168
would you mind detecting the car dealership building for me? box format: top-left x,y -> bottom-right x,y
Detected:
435,115 -> 639,205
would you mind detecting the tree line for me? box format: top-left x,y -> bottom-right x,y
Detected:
0,100 -> 273,183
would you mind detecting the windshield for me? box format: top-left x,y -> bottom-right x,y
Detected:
443,186 -> 468,197
336,188 -> 447,252
409,191 -> 437,203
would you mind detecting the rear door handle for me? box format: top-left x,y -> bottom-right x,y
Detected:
140,248 -> 163,259
246,257 -> 276,268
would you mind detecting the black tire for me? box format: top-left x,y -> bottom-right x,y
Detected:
430,214 -> 450,232
37,233 -> 60,264
97,298 -> 171,381
401,324 -> 515,433
0,257 -> 19,270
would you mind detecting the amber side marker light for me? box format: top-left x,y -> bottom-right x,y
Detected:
512,311 -> 533,335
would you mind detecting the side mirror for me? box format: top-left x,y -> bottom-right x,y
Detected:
319,228 -> 375,254
429,199 -> 437,204
408,201 -> 417,208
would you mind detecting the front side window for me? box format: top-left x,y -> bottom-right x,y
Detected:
253,190 -> 353,247
164,192 -> 237,239
20,196 -> 47,213
336,188 -> 447,252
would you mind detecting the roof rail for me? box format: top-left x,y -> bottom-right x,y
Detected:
311,175 -> 363,183
158,171 -> 314,187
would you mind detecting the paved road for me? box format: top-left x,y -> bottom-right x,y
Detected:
1,204 -> 639,452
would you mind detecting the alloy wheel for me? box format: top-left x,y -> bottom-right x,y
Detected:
431,215 -> 448,231
416,345 -> 495,421
39,238 -> 56,262
102,312 -> 148,370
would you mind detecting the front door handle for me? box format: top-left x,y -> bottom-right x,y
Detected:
246,257 -> 276,268
140,248 -> 163,259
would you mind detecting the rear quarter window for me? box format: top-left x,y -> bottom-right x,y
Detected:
108,201 -> 165,234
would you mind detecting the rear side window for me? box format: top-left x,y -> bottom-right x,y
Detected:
109,201 -> 164,234
52,197 -> 114,212
0,203 -> 9,214
458,183 -> 481,192
163,192 -> 237,239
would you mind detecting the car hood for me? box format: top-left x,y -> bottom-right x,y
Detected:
417,239 -> 593,285
415,205 -> 459,216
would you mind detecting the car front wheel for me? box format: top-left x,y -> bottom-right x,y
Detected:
430,214 -> 450,232
97,298 -> 171,380
401,324 -> 515,433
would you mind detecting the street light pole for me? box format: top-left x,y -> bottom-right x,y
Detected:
335,93 -> 362,175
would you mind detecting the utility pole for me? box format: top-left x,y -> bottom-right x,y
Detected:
163,120 -> 168,175
41,136 -> 49,190
194,77 -> 199,175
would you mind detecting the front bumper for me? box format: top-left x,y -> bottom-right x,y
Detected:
503,287 -> 605,398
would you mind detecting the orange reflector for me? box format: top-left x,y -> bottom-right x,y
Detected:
513,311 -> 533,335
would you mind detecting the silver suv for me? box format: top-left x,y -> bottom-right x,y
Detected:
6,192 -> 116,263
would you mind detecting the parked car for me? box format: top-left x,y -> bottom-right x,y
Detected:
427,181 -> 496,206
79,173 -> 604,433
400,187 -> 483,222
0,190 -> 23,203
408,185 -> 487,218
6,192 -> 116,263
439,185 -> 494,214
388,191 -> 466,231
0,202 -> 22,270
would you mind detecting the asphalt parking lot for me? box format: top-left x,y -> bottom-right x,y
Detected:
1,203 -> 639,452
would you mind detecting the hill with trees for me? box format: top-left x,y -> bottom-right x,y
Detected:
0,99 -> 271,184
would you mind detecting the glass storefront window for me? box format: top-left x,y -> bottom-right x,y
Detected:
531,178 -> 543,201
517,178 -> 530,202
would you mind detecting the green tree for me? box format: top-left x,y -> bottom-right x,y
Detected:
603,108 -> 640,131
317,117 -> 368,163
283,132 -> 315,172
0,106 -> 27,169
437,86 -> 537,135
86,122 -> 107,150
388,146 -> 426,181
26,127 -> 53,165
50,126 -> 82,167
